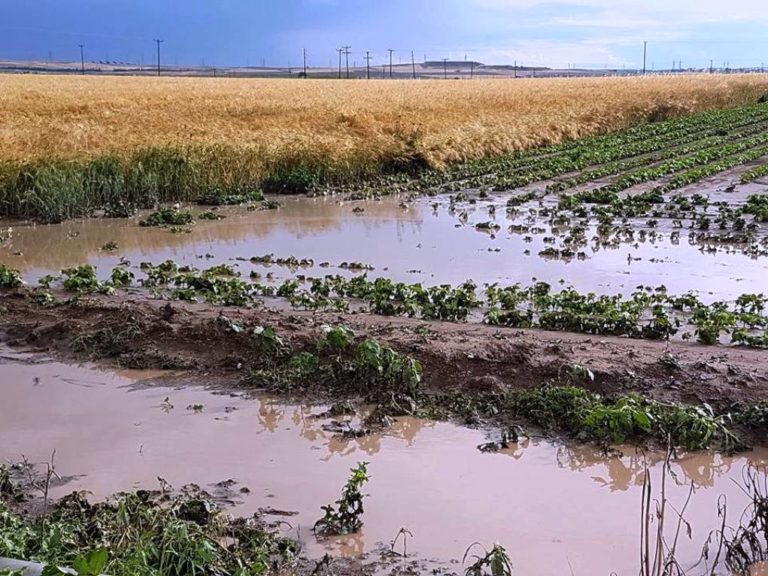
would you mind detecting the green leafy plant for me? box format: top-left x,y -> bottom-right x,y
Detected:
61,265 -> 109,294
0,264 -> 22,289
314,462 -> 369,535
139,207 -> 194,227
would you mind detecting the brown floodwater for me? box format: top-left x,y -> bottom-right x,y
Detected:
1,346 -> 766,575
0,193 -> 766,302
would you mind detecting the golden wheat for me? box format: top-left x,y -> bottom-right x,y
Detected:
2,74 -> 768,168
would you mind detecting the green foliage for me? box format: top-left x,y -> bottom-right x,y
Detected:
139,207 -> 194,227
61,265 -> 109,294
1,487 -> 296,576
252,326 -> 286,359
314,462 -> 369,535
353,340 -> 422,397
109,267 -> 134,288
197,210 -> 225,221
263,163 -> 321,194
198,187 -> 264,206
0,264 -> 22,289
509,385 -> 739,450
321,324 -> 354,353
583,397 -> 652,443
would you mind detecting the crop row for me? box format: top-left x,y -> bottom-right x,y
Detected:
5,262 -> 767,349
546,118 -> 768,194
416,103 -> 768,193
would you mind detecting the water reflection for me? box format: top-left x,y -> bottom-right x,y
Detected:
2,193 -> 767,301
255,399 -> 432,459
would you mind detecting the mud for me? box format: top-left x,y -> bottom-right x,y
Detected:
1,288 -> 767,412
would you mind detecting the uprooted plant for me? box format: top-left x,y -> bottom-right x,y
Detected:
0,478 -> 299,576
462,542 -> 514,576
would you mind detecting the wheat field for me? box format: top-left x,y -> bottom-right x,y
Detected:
3,74 -> 768,166
2,73 -> 768,221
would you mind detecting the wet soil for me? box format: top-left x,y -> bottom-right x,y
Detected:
1,288 -> 766,412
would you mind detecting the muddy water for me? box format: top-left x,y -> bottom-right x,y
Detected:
1,194 -> 767,301
1,347 -> 766,575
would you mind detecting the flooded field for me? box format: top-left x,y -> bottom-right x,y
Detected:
1,346 -> 767,575
1,188 -> 768,303
3,103 -> 768,575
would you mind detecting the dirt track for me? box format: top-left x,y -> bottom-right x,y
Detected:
1,288 -> 766,410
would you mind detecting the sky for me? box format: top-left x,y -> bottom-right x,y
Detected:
1,0 -> 768,70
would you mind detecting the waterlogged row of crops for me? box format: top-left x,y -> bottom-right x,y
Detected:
4,261 -> 768,348
403,103 -> 768,196
465,188 -> 768,259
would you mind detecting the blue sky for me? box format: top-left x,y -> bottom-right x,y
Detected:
1,0 -> 768,69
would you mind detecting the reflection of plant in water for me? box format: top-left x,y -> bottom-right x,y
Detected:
314,462 -> 369,536
258,402 -> 285,433
721,465 -> 768,573
639,449 -> 693,576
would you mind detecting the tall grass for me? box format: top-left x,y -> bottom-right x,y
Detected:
2,74 -> 768,221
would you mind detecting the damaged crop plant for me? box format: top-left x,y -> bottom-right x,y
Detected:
0,473 -> 300,576
39,258 -> 768,349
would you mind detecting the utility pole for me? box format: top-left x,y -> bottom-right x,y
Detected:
365,51 -> 372,79
470,60 -> 474,79
411,51 -> 416,79
642,40 -> 647,75
710,59 -> 714,74
154,39 -> 163,76
337,48 -> 343,79
343,45 -> 351,79
388,48 -> 395,78
514,60 -> 517,78
78,44 -> 85,75
443,58 -> 448,80
303,48 -> 307,77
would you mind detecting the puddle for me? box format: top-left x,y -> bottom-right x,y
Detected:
1,347 -> 767,575
1,194 -> 767,302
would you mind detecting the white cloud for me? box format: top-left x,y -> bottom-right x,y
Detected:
474,0 -> 768,25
